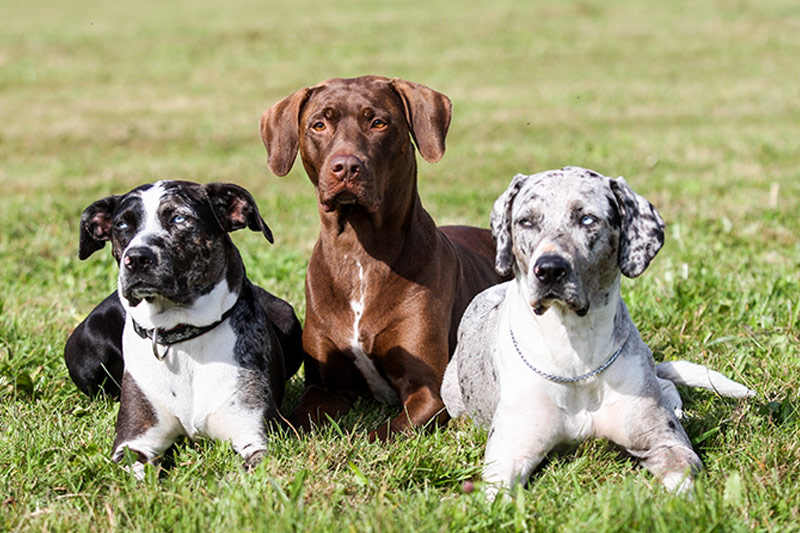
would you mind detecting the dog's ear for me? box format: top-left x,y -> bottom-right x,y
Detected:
490,174 -> 529,276
205,183 -> 274,243
390,78 -> 452,164
609,177 -> 665,278
259,87 -> 313,177
79,195 -> 120,260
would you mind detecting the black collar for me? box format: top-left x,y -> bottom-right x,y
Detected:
131,292 -> 241,356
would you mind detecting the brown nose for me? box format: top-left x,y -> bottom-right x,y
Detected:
330,155 -> 363,183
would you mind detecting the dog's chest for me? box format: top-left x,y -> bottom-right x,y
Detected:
321,257 -> 399,404
122,321 -> 243,438
500,354 -> 606,438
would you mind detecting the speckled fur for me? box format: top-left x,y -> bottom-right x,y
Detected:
442,167 -> 752,498
80,181 -> 303,476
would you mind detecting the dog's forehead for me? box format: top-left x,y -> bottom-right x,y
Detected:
158,180 -> 207,207
514,168 -> 611,214
306,77 -> 402,116
116,181 -> 205,216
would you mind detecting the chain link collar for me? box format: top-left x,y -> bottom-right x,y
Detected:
509,325 -> 622,383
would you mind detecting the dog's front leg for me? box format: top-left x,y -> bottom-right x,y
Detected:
611,398 -> 702,493
112,373 -> 182,479
368,385 -> 448,442
368,342 -> 451,442
205,407 -> 270,470
289,333 -> 363,431
481,409 -> 558,500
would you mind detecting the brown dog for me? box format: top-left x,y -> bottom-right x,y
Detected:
260,76 -> 505,440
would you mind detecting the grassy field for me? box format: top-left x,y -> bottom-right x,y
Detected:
2,0 -> 799,530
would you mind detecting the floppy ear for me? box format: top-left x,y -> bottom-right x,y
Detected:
204,183 -> 273,243
259,87 -> 313,177
490,174 -> 529,276
79,195 -> 120,260
390,78 -> 452,163
609,177 -> 665,278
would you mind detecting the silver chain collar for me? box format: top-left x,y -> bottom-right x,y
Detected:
509,326 -> 623,383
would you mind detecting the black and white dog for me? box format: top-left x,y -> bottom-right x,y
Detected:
70,180 -> 303,475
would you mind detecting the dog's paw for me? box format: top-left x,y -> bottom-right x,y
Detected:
243,449 -> 267,472
662,471 -> 694,496
120,461 -> 148,481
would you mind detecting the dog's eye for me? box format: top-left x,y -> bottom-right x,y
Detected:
580,215 -> 597,227
171,214 -> 187,225
311,121 -> 326,132
114,220 -> 129,231
371,119 -> 387,129
517,218 -> 535,228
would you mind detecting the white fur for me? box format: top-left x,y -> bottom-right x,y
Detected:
478,283 -> 699,498
656,361 -> 755,398
115,316 -> 267,466
348,260 -> 398,404
124,181 -> 166,253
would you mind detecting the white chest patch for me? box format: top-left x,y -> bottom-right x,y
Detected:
348,260 -> 398,404
123,318 -> 243,439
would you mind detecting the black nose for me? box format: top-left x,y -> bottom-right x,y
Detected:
534,255 -> 570,284
123,247 -> 157,273
330,155 -> 364,183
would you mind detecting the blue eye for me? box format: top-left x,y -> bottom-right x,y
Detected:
580,215 -> 597,226
171,214 -> 187,224
114,220 -> 129,230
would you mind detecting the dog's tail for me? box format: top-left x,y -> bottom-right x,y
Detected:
656,361 -> 756,398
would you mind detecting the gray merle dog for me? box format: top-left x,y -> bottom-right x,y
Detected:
441,167 -> 754,498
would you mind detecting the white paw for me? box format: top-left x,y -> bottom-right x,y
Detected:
662,472 -> 693,495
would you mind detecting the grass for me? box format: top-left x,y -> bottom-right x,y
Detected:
1,0 -> 799,530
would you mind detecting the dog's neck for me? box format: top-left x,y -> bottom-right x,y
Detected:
121,273 -> 241,332
508,276 -> 629,376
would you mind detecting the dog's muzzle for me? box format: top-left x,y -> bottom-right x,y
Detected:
120,246 -> 173,305
529,254 -> 589,316
320,154 -> 381,213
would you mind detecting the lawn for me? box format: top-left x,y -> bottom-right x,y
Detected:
1,0 -> 799,530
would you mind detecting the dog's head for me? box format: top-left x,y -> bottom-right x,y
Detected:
491,167 -> 664,316
79,181 -> 272,308
259,76 -> 451,214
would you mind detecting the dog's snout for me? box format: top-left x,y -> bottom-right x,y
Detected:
330,155 -> 363,183
534,255 -> 570,285
123,247 -> 157,273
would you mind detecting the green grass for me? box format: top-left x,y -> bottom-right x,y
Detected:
2,0 -> 799,530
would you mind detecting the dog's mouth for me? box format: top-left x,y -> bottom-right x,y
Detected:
321,190 -> 380,213
122,284 -> 164,306
532,293 -> 589,317
120,276 -> 181,307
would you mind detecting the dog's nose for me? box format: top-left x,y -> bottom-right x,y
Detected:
330,155 -> 363,183
123,247 -> 157,273
534,255 -> 570,284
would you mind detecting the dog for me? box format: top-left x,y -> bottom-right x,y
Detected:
65,214 -> 304,401
260,76 -> 507,440
75,180 -> 304,475
441,167 -> 755,497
